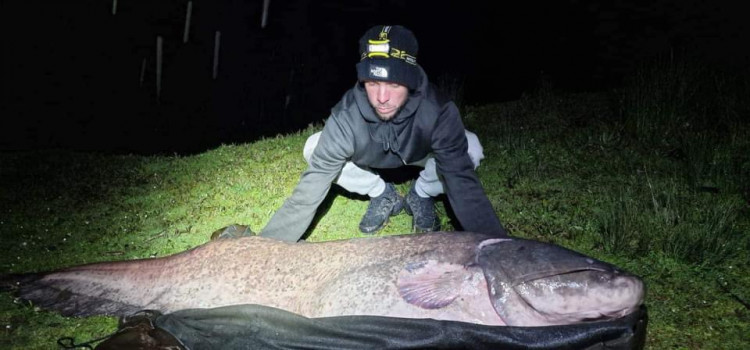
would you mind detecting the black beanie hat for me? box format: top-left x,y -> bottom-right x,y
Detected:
356,25 -> 420,90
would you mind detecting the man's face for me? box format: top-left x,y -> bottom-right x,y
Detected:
363,80 -> 409,121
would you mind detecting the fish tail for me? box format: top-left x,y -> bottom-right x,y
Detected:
2,272 -> 141,317
0,273 -> 42,293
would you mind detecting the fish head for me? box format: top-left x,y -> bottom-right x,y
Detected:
476,238 -> 645,327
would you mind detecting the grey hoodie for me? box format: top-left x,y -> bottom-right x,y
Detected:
260,66 -> 506,241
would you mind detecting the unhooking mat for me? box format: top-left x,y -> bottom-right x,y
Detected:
92,303 -> 647,350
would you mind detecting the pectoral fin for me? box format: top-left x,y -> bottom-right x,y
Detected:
396,260 -> 469,309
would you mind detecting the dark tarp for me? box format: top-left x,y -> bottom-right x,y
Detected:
95,303 -> 647,350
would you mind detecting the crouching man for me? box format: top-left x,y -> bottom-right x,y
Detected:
260,25 -> 507,241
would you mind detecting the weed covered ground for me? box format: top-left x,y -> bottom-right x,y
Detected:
1,62 -> 749,349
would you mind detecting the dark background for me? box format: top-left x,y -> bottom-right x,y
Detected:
2,0 -> 748,154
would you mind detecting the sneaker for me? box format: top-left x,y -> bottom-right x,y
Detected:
404,184 -> 441,233
359,183 -> 404,234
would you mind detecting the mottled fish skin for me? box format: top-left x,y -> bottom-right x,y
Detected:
5,231 -> 645,327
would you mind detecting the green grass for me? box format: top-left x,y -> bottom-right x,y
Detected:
1,59 -> 749,349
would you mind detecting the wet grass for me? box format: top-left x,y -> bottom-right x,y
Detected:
1,58 -> 749,349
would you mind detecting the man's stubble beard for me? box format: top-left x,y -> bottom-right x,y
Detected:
374,105 -> 403,122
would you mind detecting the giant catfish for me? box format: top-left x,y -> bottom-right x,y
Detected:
3,229 -> 645,327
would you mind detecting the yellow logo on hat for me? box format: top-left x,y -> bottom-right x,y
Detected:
390,49 -> 417,65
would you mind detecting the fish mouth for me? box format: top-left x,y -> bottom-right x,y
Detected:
511,270 -> 645,325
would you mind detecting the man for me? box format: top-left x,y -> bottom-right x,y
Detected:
260,25 -> 507,242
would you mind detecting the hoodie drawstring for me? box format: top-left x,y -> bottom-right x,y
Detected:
381,122 -> 400,153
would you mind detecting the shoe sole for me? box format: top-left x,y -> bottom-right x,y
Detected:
360,217 -> 389,235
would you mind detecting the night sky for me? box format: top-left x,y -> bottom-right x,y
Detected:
1,0 -> 748,154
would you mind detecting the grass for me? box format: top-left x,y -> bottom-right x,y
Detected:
1,58 -> 749,349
